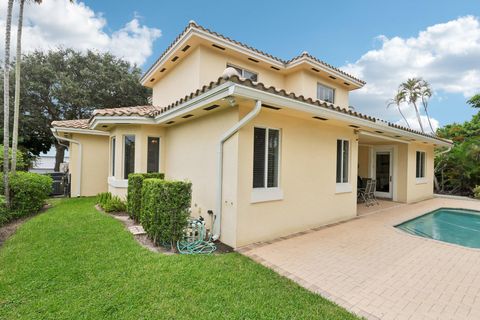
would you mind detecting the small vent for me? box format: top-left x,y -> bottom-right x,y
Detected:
150,78 -> 155,82
329,76 -> 337,80
395,135 -> 402,138
181,45 -> 191,52
160,68 -> 166,73
313,116 -> 328,121
166,121 -> 175,125
182,114 -> 194,119
375,131 -> 384,134
171,56 -> 179,62
212,44 -> 225,50
248,57 -> 259,63
262,104 -> 281,110
311,67 -> 320,72
344,82 -> 350,86
271,66 -> 280,71
102,125 -> 108,128
349,125 -> 360,128
204,104 -> 220,111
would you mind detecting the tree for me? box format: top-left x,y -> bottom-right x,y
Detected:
1,49 -> 151,170
387,90 -> 411,128
419,79 -> 435,133
467,94 -> 480,108
393,78 -> 432,133
3,0 -> 14,206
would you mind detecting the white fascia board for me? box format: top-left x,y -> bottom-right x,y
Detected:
52,126 -> 110,136
286,57 -> 364,88
90,116 -> 156,130
153,81 -> 234,123
358,130 -> 410,144
232,84 -> 451,147
140,29 -> 195,85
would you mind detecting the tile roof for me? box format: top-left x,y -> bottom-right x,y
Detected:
142,21 -> 365,85
51,119 -> 89,129
52,75 -> 451,145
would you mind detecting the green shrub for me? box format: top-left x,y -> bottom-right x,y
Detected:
96,192 -> 112,207
474,186 -> 480,199
127,173 -> 164,222
141,178 -> 191,246
0,145 -> 27,171
0,172 -> 52,218
0,195 -> 10,226
103,196 -> 126,213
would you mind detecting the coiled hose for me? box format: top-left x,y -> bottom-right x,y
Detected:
177,218 -> 216,254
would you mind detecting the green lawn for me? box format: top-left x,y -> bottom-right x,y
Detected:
0,197 -> 360,320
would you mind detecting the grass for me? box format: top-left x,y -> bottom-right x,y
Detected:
0,197 -> 360,320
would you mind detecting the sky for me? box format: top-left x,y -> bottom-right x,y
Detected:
0,0 -> 479,131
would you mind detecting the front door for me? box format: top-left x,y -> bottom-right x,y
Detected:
374,151 -> 392,198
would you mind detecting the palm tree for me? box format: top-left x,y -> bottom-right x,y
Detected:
12,0 -> 43,172
387,90 -> 411,128
395,78 -> 425,133
419,79 -> 435,133
3,0 -> 14,206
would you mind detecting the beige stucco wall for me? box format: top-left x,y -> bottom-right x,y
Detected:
358,145 -> 370,178
234,104 -> 358,247
163,107 -> 240,247
69,133 -> 109,197
108,125 -> 166,199
406,143 -> 434,203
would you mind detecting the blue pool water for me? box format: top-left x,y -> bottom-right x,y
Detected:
396,208 -> 480,249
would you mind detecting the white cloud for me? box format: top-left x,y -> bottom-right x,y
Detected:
396,114 -> 440,133
0,0 -> 161,66
342,16 -> 480,127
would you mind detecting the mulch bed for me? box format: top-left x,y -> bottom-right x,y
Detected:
96,205 -> 233,255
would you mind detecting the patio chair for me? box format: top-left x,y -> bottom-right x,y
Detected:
359,180 -> 379,207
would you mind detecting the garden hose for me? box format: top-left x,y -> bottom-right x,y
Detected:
177,217 -> 217,254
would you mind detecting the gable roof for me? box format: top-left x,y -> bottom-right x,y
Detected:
141,21 -> 365,87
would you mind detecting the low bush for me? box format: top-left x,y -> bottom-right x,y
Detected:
474,186 -> 480,200
96,192 -> 112,208
0,172 -> 52,219
127,173 -> 164,222
0,195 -> 10,226
141,178 -> 191,247
103,196 -> 126,213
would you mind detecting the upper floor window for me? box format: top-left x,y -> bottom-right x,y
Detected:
416,151 -> 426,178
124,135 -> 135,179
147,137 -> 160,173
317,83 -> 335,103
227,63 -> 258,82
253,127 -> 280,188
336,139 -> 349,183
110,137 -> 116,176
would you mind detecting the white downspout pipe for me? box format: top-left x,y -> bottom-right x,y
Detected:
212,100 -> 262,241
51,128 -> 82,197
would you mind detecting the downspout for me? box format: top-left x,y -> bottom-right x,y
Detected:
51,128 -> 82,197
212,99 -> 262,241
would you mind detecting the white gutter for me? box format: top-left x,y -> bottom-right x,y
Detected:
51,128 -> 82,197
358,130 -> 410,144
212,100 -> 262,241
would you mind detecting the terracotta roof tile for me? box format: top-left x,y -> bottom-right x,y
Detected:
92,105 -> 163,117
51,119 -> 89,129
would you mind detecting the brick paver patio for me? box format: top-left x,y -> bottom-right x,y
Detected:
239,197 -> 480,320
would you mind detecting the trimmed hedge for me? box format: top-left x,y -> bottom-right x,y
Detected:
127,173 -> 164,222
141,178 -> 191,246
0,172 -> 52,219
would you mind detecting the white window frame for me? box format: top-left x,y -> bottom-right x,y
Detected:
251,126 -> 283,203
317,83 -> 335,104
226,63 -> 258,81
110,136 -> 116,177
122,134 -> 136,180
146,136 -> 161,173
336,138 -> 352,194
416,151 -> 427,184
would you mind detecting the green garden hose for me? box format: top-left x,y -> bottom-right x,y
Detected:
177,218 -> 216,254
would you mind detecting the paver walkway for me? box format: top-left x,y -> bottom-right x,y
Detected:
239,197 -> 480,320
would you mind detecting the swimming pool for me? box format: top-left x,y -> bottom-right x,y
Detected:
396,208 -> 480,249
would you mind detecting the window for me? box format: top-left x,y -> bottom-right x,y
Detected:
416,151 -> 426,178
147,137 -> 160,173
110,137 -> 116,176
226,63 -> 258,81
336,139 -> 349,183
123,135 -> 135,179
317,83 -> 335,103
253,127 -> 280,188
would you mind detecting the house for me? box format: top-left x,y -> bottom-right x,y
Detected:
51,21 -> 452,248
